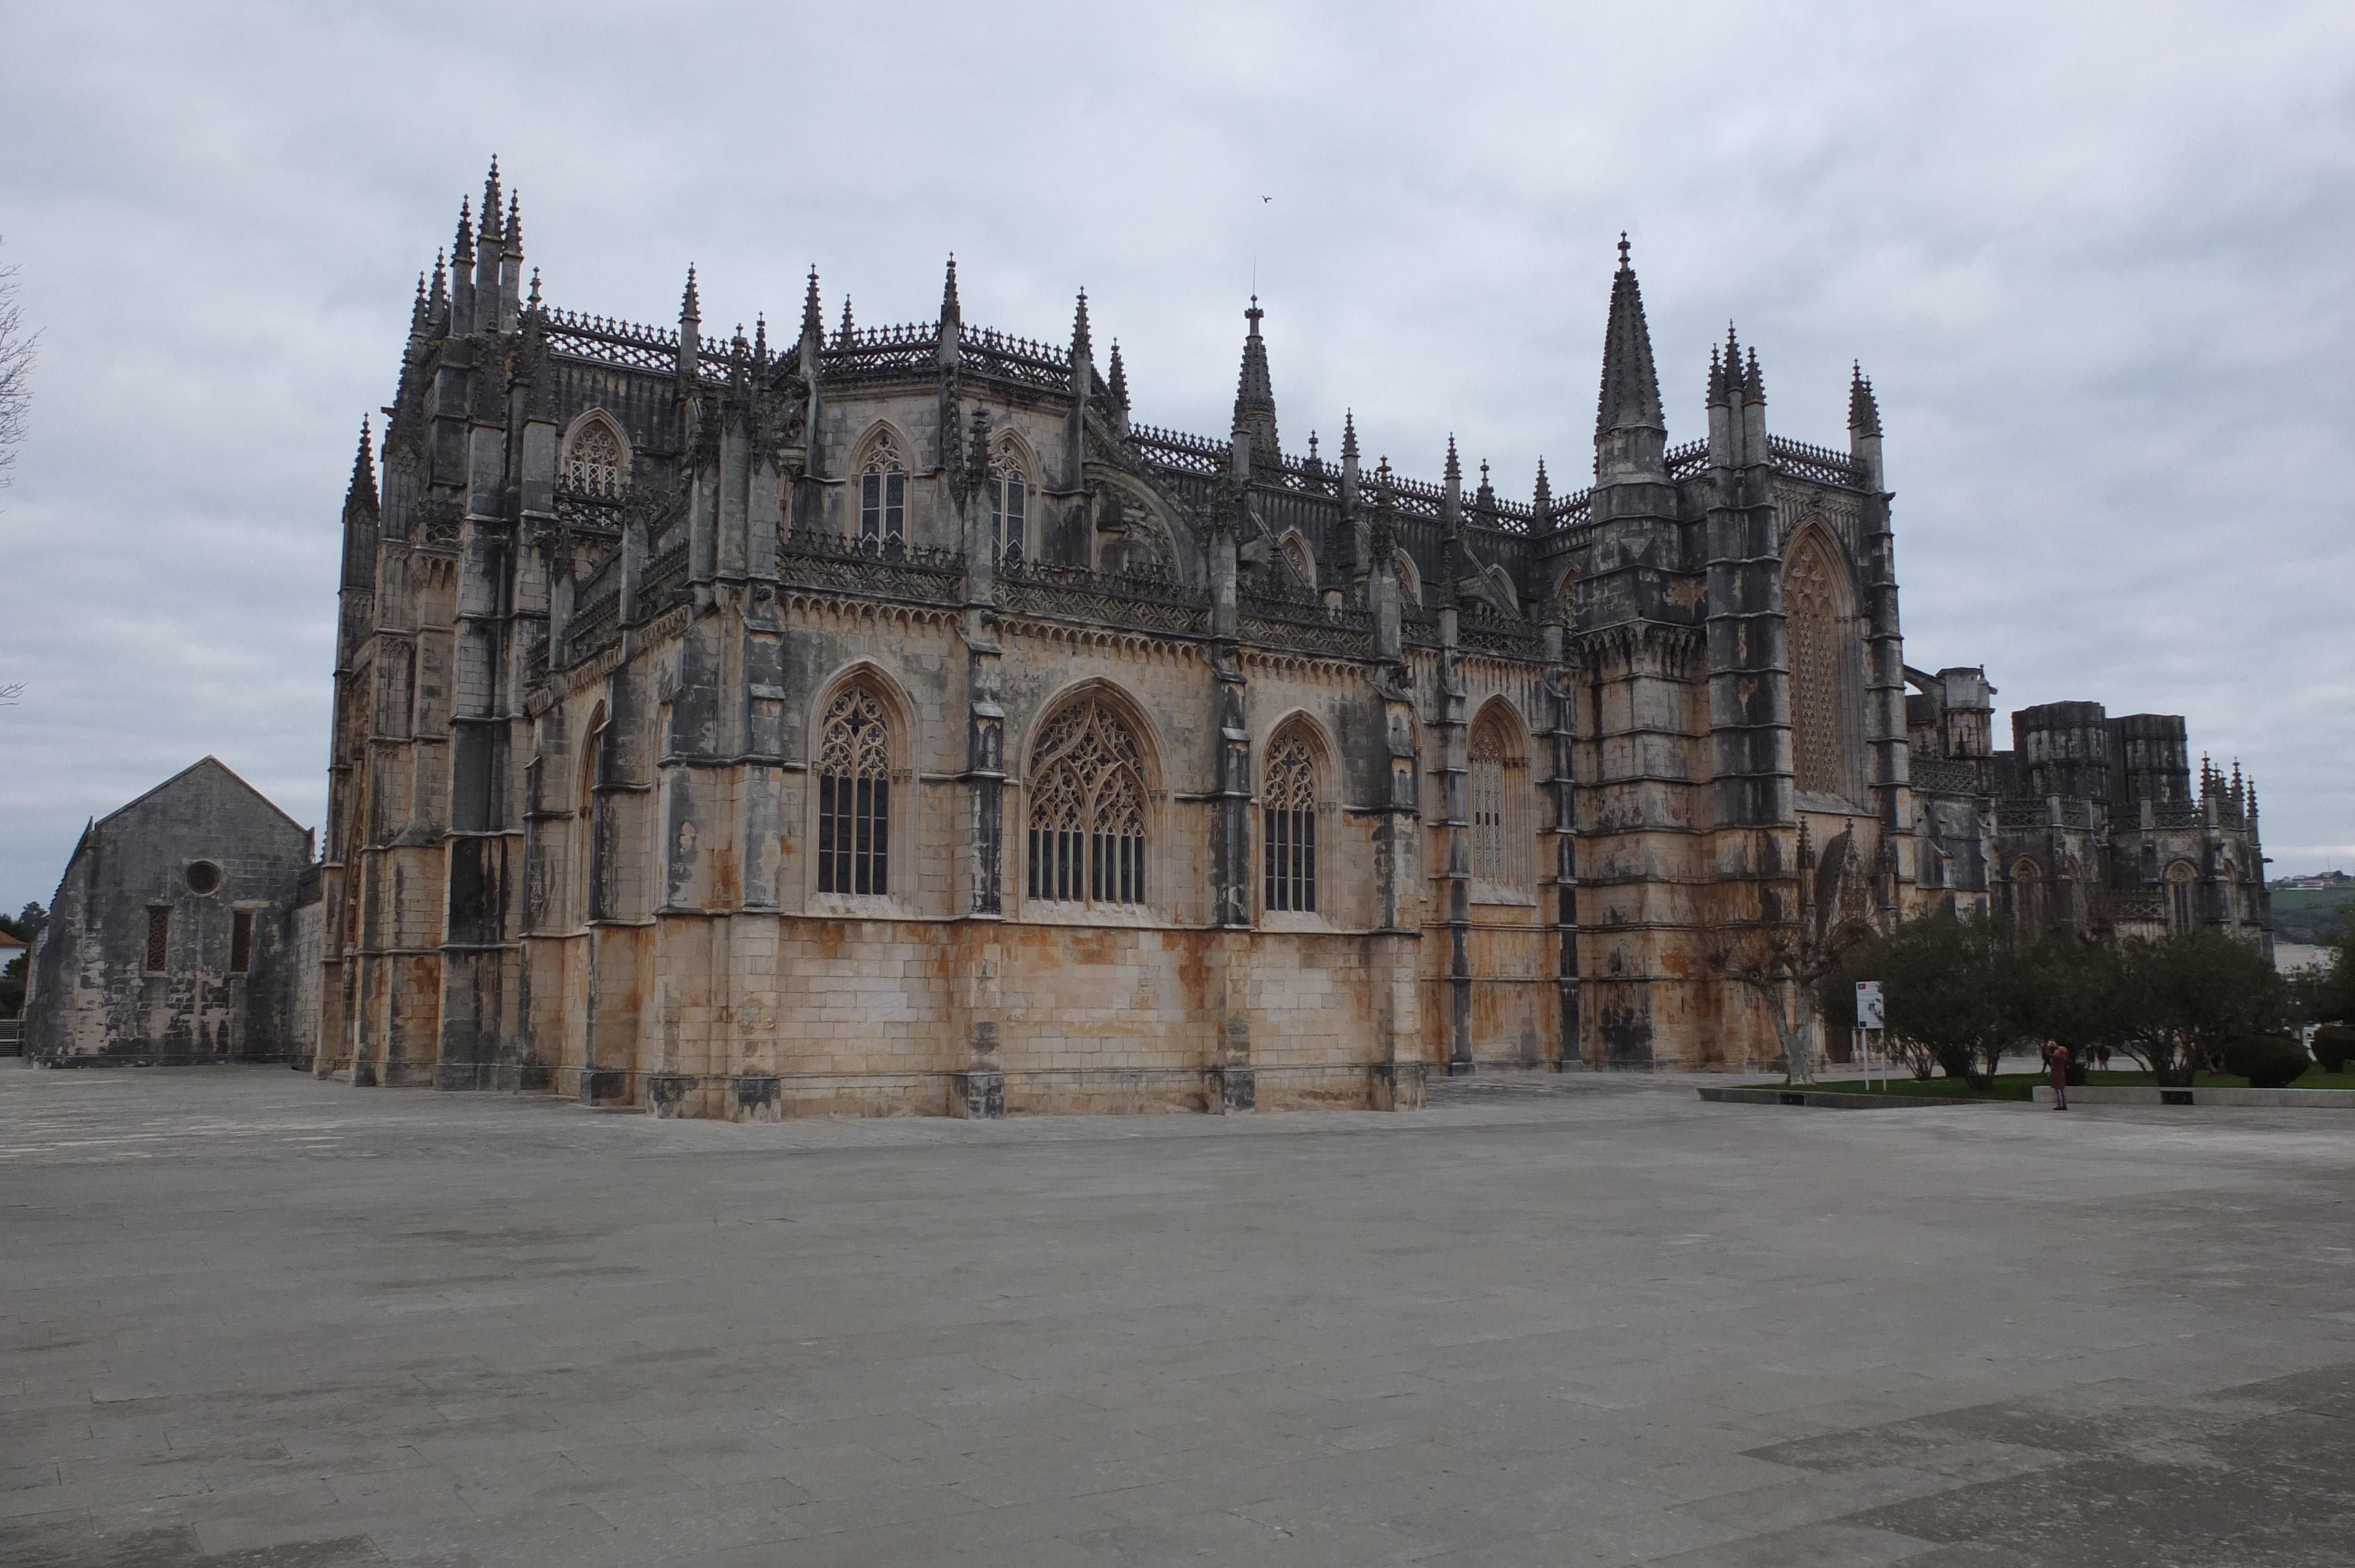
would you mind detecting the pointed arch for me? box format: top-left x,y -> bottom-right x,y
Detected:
1278,531 -> 1317,594
1783,518 -> 1864,802
579,702 -> 611,923
2009,856 -> 2045,931
1394,552 -> 1424,607
560,410 -> 631,497
1468,698 -> 1534,897
848,420 -> 912,548
1024,684 -> 1159,908
807,663 -> 914,902
1261,713 -> 1331,915
2164,859 -> 2198,932
987,431 -> 1035,563
1482,564 -> 1520,616
1551,563 -> 1580,624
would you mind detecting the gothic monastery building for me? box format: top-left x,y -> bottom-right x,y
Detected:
279,164 -> 2270,1114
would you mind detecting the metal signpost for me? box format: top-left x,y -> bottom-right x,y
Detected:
1855,981 -> 1885,1090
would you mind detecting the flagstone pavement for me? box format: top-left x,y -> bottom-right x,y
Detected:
2,1063 -> 2350,1566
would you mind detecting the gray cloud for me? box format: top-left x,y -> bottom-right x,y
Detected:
2,0 -> 2350,911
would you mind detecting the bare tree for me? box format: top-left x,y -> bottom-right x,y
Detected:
1709,826 -> 1875,1084
0,234 -> 35,489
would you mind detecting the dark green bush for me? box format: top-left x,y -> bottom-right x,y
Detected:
2221,1034 -> 2311,1089
2311,1025 -> 2354,1074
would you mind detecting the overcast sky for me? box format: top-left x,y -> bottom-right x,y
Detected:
2,0 -> 2350,914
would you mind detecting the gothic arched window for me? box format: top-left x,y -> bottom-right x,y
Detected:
2011,857 -> 2044,931
1263,729 -> 1318,913
1784,527 -> 1859,800
816,687 -> 893,896
858,434 -> 907,547
1469,707 -> 1531,895
989,446 -> 1028,563
580,703 -> 609,923
563,417 -> 627,496
1027,697 -> 1148,906
1281,534 -> 1316,593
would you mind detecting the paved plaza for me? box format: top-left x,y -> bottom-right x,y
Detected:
2,1066 -> 2351,1567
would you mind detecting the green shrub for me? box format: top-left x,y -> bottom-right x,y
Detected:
2221,1034 -> 2311,1089
2311,1025 -> 2355,1075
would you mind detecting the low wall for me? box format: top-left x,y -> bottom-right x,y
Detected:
2034,1085 -> 2355,1109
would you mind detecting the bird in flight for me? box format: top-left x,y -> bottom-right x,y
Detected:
1262,195 -> 1272,203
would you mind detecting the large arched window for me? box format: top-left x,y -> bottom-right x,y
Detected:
1469,706 -> 1531,896
1783,527 -> 1859,800
858,433 -> 907,548
563,416 -> 628,496
1263,729 -> 1318,913
580,703 -> 609,923
989,444 -> 1028,563
2010,856 -> 2044,931
816,686 -> 893,896
1027,697 -> 1148,906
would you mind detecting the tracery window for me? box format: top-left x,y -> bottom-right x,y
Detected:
859,435 -> 907,547
1027,697 -> 1148,906
563,417 -> 626,496
1783,529 -> 1856,799
2011,857 -> 2044,931
815,687 -> 893,896
989,447 -> 1027,562
1469,709 -> 1531,893
1281,535 -> 1316,593
1263,730 -> 1318,913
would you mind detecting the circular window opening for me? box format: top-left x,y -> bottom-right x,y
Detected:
185,861 -> 223,896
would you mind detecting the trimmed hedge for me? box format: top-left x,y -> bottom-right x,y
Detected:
2221,1034 -> 2312,1089
2312,1025 -> 2355,1075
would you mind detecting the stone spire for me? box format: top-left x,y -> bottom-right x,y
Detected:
1848,360 -> 1885,490
407,271 -> 429,341
427,249 -> 449,337
1743,346 -> 1766,408
1231,297 -> 1280,473
503,194 -> 522,257
1593,236 -> 1666,487
1596,234 -> 1664,436
940,254 -> 961,330
1532,457 -> 1552,524
676,265 -> 701,387
344,417 -> 378,520
479,159 -> 503,248
1340,408 -> 1358,464
1070,289 -> 1090,364
1107,340 -> 1129,412
801,267 -> 824,341
1848,361 -> 1881,437
452,197 -> 475,271
838,294 -> 855,347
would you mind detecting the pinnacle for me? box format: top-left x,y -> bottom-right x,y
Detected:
346,417 -> 377,511
1444,437 -> 1461,485
526,268 -> 542,310
1744,346 -> 1766,406
1596,241 -> 1664,434
802,267 -> 823,336
1848,361 -> 1882,437
1341,410 -> 1358,461
1071,288 -> 1091,359
941,254 -> 960,323
503,192 -> 522,255
681,265 -> 700,321
839,294 -> 855,343
453,197 -> 474,264
1107,340 -> 1129,408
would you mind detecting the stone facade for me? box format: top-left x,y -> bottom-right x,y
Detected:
306,168 -> 2268,1116
24,758 -> 313,1065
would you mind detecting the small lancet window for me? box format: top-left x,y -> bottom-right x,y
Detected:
859,435 -> 907,548
1263,731 -> 1318,913
1027,699 -> 1148,907
564,418 -> 627,497
989,447 -> 1027,563
817,687 -> 893,896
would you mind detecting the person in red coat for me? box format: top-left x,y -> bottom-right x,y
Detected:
2042,1039 -> 2071,1111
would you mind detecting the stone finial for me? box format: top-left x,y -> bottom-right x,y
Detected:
679,265 -> 701,329
1107,340 -> 1129,410
346,417 -> 377,516
1444,436 -> 1461,487
1231,295 -> 1279,467
940,254 -> 960,327
503,192 -> 523,258
753,314 -> 767,364
1070,288 -> 1090,363
452,197 -> 475,270
1743,346 -> 1766,407
801,267 -> 823,339
480,158 -> 502,248
838,294 -> 855,346
1341,408 -> 1358,463
526,268 -> 542,311
1533,457 -> 1552,520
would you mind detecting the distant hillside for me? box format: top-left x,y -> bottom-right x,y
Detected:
2271,887 -> 2355,945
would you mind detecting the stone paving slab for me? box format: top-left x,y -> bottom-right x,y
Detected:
2,1063 -> 2350,1565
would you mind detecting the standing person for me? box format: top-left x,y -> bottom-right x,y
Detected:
2095,1042 -> 2111,1074
2043,1039 -> 2070,1111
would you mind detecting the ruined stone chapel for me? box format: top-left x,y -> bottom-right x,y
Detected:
303,165 -> 2270,1117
